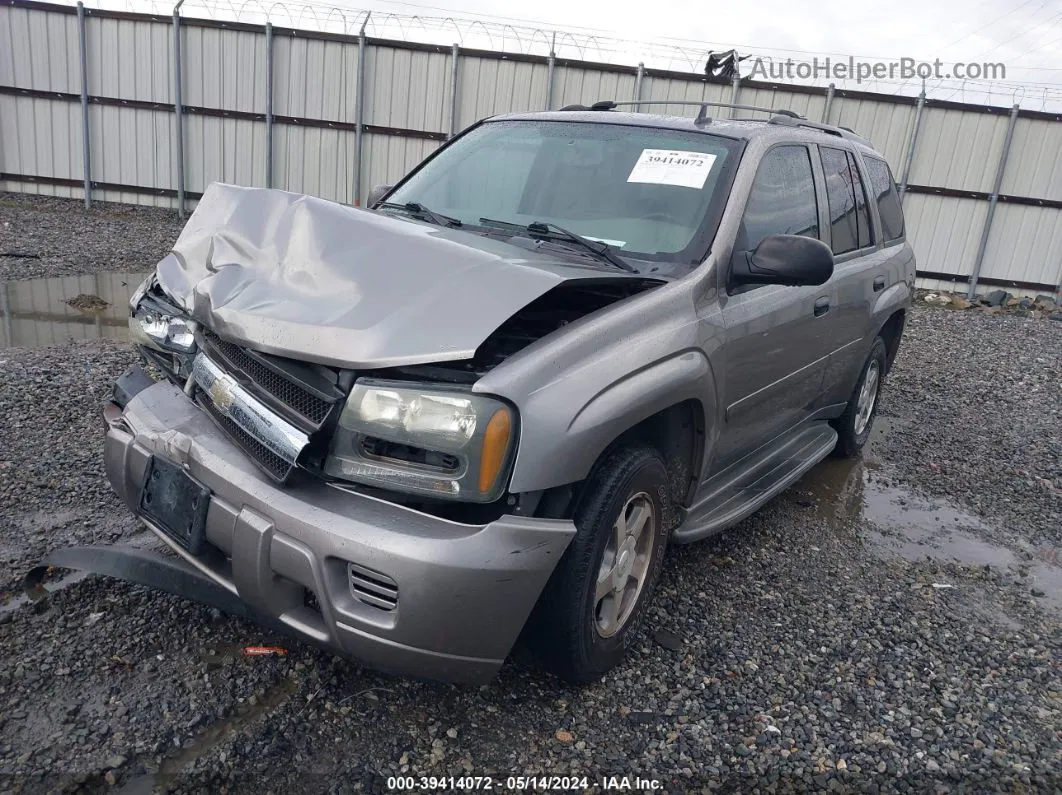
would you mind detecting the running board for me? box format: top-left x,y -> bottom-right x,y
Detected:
674,423 -> 838,543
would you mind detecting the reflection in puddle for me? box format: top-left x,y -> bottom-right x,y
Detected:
794,421 -> 1061,611
0,271 -> 150,348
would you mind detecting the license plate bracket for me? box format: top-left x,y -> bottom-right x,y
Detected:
138,456 -> 210,555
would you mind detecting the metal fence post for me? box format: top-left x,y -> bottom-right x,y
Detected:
633,62 -> 644,101
172,0 -> 186,219
74,3 -> 93,208
821,82 -> 835,123
0,283 -> 12,348
354,13 -> 369,205
967,103 -> 1020,299
76,2 -> 92,208
449,43 -> 460,138
544,33 -> 556,110
265,21 -> 274,189
729,72 -> 740,118
898,89 -> 926,202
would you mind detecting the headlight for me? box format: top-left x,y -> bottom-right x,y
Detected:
130,308 -> 197,353
128,275 -> 197,354
325,380 -> 516,503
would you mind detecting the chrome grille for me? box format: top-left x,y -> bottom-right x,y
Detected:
196,389 -> 293,481
200,331 -> 334,428
347,563 -> 399,611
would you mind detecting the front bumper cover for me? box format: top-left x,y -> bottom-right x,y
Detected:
98,371 -> 575,683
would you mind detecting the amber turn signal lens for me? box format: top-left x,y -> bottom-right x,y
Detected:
478,408 -> 512,495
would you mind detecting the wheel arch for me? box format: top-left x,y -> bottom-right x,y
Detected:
533,398 -> 707,527
877,308 -> 906,374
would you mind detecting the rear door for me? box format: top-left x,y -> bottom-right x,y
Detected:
816,147 -> 899,406
713,143 -> 837,468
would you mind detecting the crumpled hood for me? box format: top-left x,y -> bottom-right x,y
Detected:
157,183 -> 648,369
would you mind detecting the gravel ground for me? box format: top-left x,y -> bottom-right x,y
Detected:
875,307 -> 1062,548
0,196 -> 1060,793
0,193 -> 184,280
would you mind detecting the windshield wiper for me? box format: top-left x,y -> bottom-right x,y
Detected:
379,202 -> 462,228
478,218 -> 636,273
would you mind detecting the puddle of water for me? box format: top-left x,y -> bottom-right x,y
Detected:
116,675 -> 297,795
0,271 -> 150,348
793,420 -> 1062,611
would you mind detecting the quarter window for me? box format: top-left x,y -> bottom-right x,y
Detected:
736,145 -> 819,252
864,156 -> 906,241
820,147 -> 874,254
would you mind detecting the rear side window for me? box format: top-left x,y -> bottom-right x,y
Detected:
737,145 -> 819,251
864,156 -> 906,241
820,147 -> 874,254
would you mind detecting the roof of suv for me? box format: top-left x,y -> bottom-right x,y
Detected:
492,109 -> 878,154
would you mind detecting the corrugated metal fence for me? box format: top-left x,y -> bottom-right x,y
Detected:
2,0 -> 1061,295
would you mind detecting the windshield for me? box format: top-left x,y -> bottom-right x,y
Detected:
386,120 -> 740,265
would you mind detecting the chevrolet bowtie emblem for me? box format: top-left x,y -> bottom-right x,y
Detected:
208,375 -> 235,411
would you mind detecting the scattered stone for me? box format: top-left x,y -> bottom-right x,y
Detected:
1033,294 -> 1057,309
949,296 -> 971,309
627,711 -> 656,725
1018,297 -> 1034,310
554,730 -> 573,743
652,629 -> 683,651
982,289 -> 1010,307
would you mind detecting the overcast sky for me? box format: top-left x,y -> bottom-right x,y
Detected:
106,0 -> 1062,108
346,0 -> 1062,106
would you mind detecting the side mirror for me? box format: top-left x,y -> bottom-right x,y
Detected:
366,184 -> 393,208
730,234 -> 834,287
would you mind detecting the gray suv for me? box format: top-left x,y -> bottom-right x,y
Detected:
101,101 -> 914,684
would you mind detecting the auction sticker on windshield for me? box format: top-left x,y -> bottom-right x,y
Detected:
627,149 -> 717,189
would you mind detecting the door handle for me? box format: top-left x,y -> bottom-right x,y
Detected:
814,297 -> 830,317
873,276 -> 886,292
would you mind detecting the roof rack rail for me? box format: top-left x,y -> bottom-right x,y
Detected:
556,99 -> 872,145
568,99 -> 803,125
767,114 -> 873,146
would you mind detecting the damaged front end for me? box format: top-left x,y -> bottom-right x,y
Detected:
126,273 -> 198,389
61,184 -> 666,682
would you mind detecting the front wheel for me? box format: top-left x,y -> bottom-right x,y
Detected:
530,444 -> 671,683
832,335 -> 887,458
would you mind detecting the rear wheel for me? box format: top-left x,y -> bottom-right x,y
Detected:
530,444 -> 671,683
832,336 -> 887,458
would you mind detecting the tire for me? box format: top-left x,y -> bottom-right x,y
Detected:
832,336 -> 887,458
530,444 -> 671,684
